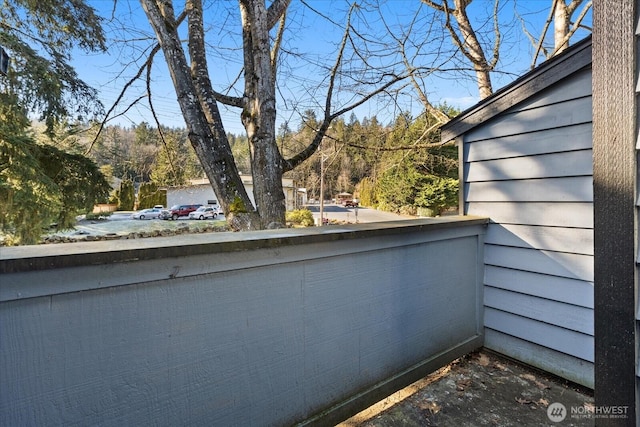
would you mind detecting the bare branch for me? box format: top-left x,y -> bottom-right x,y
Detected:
420,0 -> 448,13
146,54 -> 180,183
530,0 -> 557,68
324,3 -> 356,122
566,0 -> 586,16
423,0 -> 496,97
85,43 -> 162,155
436,1 -> 470,59
347,140 -> 453,151
379,5 -> 450,124
281,3 -> 358,171
86,8 -> 188,154
187,0 -> 237,129
211,91 -> 244,108
515,8 -> 548,63
271,11 -> 287,78
488,0 -> 501,70
330,74 -> 406,120
283,3 -> 411,172
266,0 -> 292,30
549,0 -> 592,57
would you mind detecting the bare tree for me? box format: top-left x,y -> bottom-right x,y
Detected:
520,0 -> 592,68
377,2 -> 451,126
421,0 -> 501,99
136,0 -> 407,230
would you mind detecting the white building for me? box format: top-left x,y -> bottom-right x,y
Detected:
166,174 -> 302,211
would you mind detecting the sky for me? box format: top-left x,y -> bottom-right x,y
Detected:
71,0 -> 593,135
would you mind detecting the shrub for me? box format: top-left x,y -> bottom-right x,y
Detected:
414,175 -> 459,215
84,212 -> 112,220
286,208 -> 314,227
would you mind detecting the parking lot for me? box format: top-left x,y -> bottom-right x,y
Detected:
43,205 -> 414,243
304,203 -> 414,224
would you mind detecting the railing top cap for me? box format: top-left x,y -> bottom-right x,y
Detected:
0,216 -> 488,274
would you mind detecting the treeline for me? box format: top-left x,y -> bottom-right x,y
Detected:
87,106 -> 459,216
1,105 -> 458,246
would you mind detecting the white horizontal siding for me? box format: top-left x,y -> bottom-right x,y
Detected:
485,244 -> 593,281
485,224 -> 593,255
512,68 -> 592,111
485,286 -> 593,335
465,123 -> 592,162
466,150 -> 592,182
485,307 -> 594,362
465,96 -> 592,142
485,266 -> 593,308
461,59 -> 593,385
485,329 -> 594,388
466,202 -> 593,228
466,177 -> 593,202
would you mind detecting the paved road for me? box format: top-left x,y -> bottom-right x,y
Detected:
303,203 -> 413,224
109,205 -> 411,225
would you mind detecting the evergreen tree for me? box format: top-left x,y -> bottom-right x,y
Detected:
150,127 -> 203,186
0,93 -> 110,244
1,0 -> 106,133
0,0 -> 110,244
117,180 -> 135,211
138,182 -> 165,209
0,94 -> 61,245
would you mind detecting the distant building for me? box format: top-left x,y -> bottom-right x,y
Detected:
166,174 -> 303,211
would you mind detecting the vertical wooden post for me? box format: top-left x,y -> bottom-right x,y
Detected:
592,1 -> 638,425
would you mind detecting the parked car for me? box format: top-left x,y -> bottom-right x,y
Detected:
165,204 -> 203,220
188,206 -> 218,220
131,208 -> 163,220
342,200 -> 359,208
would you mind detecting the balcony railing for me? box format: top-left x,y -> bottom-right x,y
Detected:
0,216 -> 487,426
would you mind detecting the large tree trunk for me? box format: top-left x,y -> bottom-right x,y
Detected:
239,0 -> 287,228
554,0 -> 571,54
452,0 -> 494,99
422,0 -> 499,100
141,0 -> 260,230
140,0 -> 399,230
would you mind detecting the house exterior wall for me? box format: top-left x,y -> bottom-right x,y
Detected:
0,218 -> 487,426
166,184 -> 219,208
166,176 -> 298,211
461,66 -> 594,387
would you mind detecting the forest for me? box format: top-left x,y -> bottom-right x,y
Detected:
86,106 -> 459,216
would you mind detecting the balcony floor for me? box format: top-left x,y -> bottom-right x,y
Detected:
339,350 -> 594,426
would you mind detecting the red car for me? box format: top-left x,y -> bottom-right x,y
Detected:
165,204 -> 202,220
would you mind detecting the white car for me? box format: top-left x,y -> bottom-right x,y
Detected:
131,208 -> 163,220
188,206 -> 218,220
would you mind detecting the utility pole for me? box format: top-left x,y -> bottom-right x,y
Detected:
319,152 -> 326,226
317,128 -> 334,226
